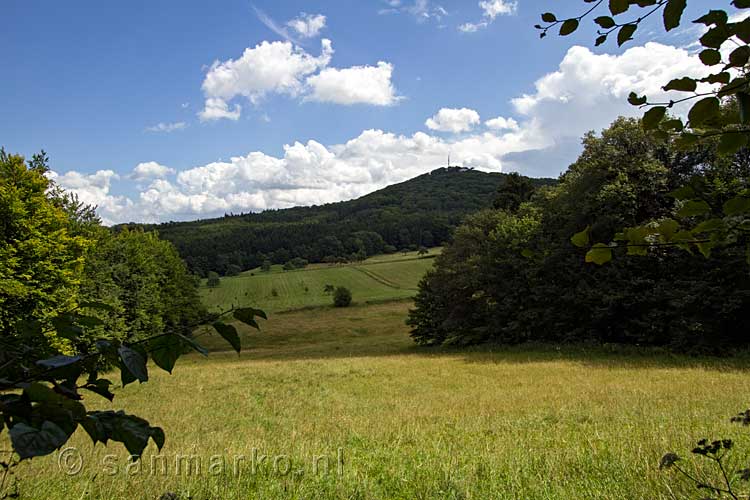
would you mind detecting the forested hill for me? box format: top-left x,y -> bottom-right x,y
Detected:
132,167 -> 556,276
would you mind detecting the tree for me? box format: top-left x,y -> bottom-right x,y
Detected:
226,264 -> 241,276
537,1 -> 750,154
323,284 -> 335,294
417,246 -> 429,256
333,287 -> 352,307
207,271 -> 220,287
261,260 -> 272,272
493,172 -> 537,212
0,150 -> 267,481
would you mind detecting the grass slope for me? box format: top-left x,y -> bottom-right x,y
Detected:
200,249 -> 439,313
15,301 -> 750,500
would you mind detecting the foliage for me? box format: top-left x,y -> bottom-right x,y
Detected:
537,1 -> 750,154
133,167 -> 554,277
0,151 -> 266,477
660,412 -> 750,499
333,287 -> 352,307
206,271 -> 220,288
408,118 -> 750,352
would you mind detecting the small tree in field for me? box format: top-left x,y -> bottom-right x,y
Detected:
323,284 -> 335,294
261,260 -> 272,272
418,246 -> 429,257
207,271 -> 220,287
333,287 -> 352,307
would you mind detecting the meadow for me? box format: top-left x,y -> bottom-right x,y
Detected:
199,248 -> 440,313
10,249 -> 750,500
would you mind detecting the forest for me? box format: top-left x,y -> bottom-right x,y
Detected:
408,116 -> 750,353
132,167 -> 555,276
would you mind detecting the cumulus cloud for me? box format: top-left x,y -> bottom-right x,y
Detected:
306,62 -> 400,106
56,42 -> 712,224
131,162 -> 175,180
459,0 -> 516,32
379,0 -> 447,22
287,13 -> 326,38
199,39 -> 333,120
145,122 -> 186,133
425,108 -> 481,133
485,116 -> 519,131
199,37 -> 400,118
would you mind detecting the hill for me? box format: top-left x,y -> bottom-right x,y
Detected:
201,248 -> 440,313
134,167 -> 555,276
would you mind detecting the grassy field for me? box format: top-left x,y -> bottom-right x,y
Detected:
12,300 -> 750,500
199,249 -> 439,313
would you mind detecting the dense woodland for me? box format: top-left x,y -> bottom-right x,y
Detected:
0,150 -> 205,359
132,168 -> 555,276
408,117 -> 750,353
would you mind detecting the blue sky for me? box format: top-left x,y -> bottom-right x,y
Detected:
1,0 -> 717,223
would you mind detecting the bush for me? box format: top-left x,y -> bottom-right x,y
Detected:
333,287 -> 352,307
207,271 -> 220,288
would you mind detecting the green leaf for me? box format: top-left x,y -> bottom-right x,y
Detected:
735,17 -> 750,44
10,421 -> 70,460
541,12 -> 556,22
82,379 -> 115,401
36,355 -> 82,370
642,106 -> 666,130
657,218 -> 680,241
727,46 -> 750,69
717,133 -> 749,156
628,92 -> 647,106
234,307 -> 267,328
674,133 -> 700,150
586,244 -> 613,265
695,241 -> 713,258
699,49 -> 722,66
693,218 -> 725,233
694,10 -> 728,26
617,24 -> 637,46
677,200 -> 711,218
149,334 -> 182,374
177,333 -> 208,357
79,301 -> 116,312
663,77 -> 697,92
521,249 -> 534,259
609,0 -> 629,15
571,226 -> 590,248
723,195 -> 750,216
213,322 -> 241,354
51,316 -> 83,340
559,19 -> 579,36
661,119 -> 684,132
663,0 -> 686,31
118,346 -> 148,383
688,97 -> 720,127
700,25 -> 732,49
595,16 -> 616,28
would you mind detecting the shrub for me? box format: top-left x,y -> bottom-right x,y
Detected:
207,271 -> 220,288
333,287 -> 352,307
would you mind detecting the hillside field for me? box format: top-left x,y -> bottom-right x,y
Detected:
200,248 -> 441,313
14,301 -> 750,500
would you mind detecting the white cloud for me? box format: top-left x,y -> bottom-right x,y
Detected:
485,116 -> 519,131
511,42 -> 709,146
459,0 -> 516,32
306,62 -> 400,106
56,42 -> 715,224
480,0 -> 516,19
425,108 -> 481,133
199,98 -> 242,122
199,39 -> 333,120
380,0 -> 447,22
145,122 -> 187,133
131,162 -> 175,180
287,13 -> 326,38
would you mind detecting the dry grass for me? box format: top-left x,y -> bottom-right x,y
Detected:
11,301 -> 750,500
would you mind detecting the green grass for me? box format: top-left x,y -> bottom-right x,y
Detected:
200,251 -> 437,313
12,301 -> 750,500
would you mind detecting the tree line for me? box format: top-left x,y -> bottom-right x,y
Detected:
132,167 -> 555,277
408,116 -> 750,353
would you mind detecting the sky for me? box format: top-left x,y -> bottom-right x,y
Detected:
0,0 -> 725,224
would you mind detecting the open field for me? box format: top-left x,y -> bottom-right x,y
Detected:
199,249 -> 439,313
12,300 -> 750,500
